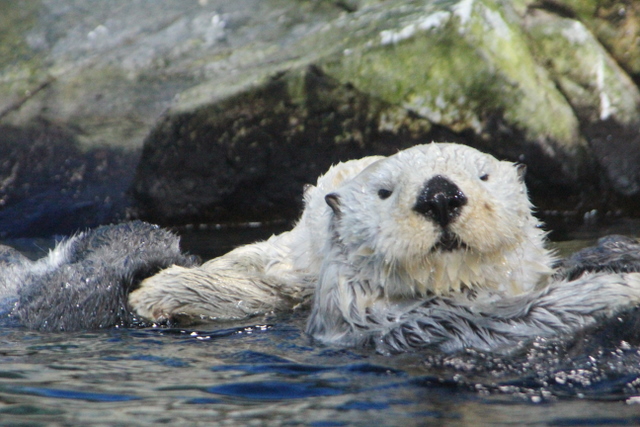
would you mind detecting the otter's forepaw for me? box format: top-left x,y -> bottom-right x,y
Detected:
128,286 -> 179,324
128,265 -> 200,324
129,261 -> 287,324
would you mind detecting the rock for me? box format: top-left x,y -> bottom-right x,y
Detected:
524,6 -> 640,197
560,0 -> 640,83
131,66 -> 452,224
1,0 -> 640,235
0,0 -> 350,234
0,123 -> 137,238
131,0 -> 608,226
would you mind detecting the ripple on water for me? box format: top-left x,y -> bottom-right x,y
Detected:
2,385 -> 141,402
206,380 -> 344,400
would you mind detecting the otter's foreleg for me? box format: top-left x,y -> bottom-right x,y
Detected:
129,237 -> 314,324
376,272 -> 640,354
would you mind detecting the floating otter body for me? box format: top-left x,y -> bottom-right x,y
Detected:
4,143 -> 640,354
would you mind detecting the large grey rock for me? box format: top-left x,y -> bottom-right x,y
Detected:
1,0 -> 348,235
1,0 -> 639,236
524,6 -> 640,197
565,0 -> 640,83
132,0 -> 640,226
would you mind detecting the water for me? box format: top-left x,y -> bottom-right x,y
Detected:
2,221 -> 640,426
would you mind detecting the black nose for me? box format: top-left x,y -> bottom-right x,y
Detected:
413,175 -> 467,228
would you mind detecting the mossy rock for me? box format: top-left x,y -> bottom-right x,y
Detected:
1,0 -> 640,235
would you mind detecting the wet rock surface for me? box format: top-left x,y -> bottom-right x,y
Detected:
0,124 -> 137,238
0,0 -> 639,236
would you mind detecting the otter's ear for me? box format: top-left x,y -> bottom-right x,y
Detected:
325,193 -> 342,216
515,164 -> 527,183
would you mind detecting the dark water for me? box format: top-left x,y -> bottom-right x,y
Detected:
2,221 -> 640,426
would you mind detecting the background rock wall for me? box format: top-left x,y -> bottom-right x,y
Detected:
1,0 -> 639,237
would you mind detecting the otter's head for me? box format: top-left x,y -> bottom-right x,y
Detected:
323,143 -> 553,298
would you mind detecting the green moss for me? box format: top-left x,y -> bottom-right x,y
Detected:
0,1 -> 47,96
532,0 -> 640,77
321,0 -> 582,148
525,9 -> 640,124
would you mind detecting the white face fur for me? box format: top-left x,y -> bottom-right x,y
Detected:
323,143 -> 553,299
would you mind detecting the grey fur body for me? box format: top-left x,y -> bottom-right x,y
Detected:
364,272 -> 640,353
0,221 -> 197,331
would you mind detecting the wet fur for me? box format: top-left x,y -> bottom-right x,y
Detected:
3,143 -> 640,354
0,221 -> 197,331
131,143 -> 640,353
128,156 -> 383,322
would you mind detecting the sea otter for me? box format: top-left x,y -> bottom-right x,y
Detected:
129,143 -> 640,353
4,143 -> 640,354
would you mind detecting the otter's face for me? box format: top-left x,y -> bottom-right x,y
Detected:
324,143 -> 536,296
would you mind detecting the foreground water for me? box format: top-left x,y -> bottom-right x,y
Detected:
2,221 -> 640,425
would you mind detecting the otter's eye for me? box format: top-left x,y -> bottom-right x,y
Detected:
378,189 -> 393,200
480,174 -> 489,181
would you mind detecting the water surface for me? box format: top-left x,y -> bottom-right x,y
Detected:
2,220 -> 640,426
